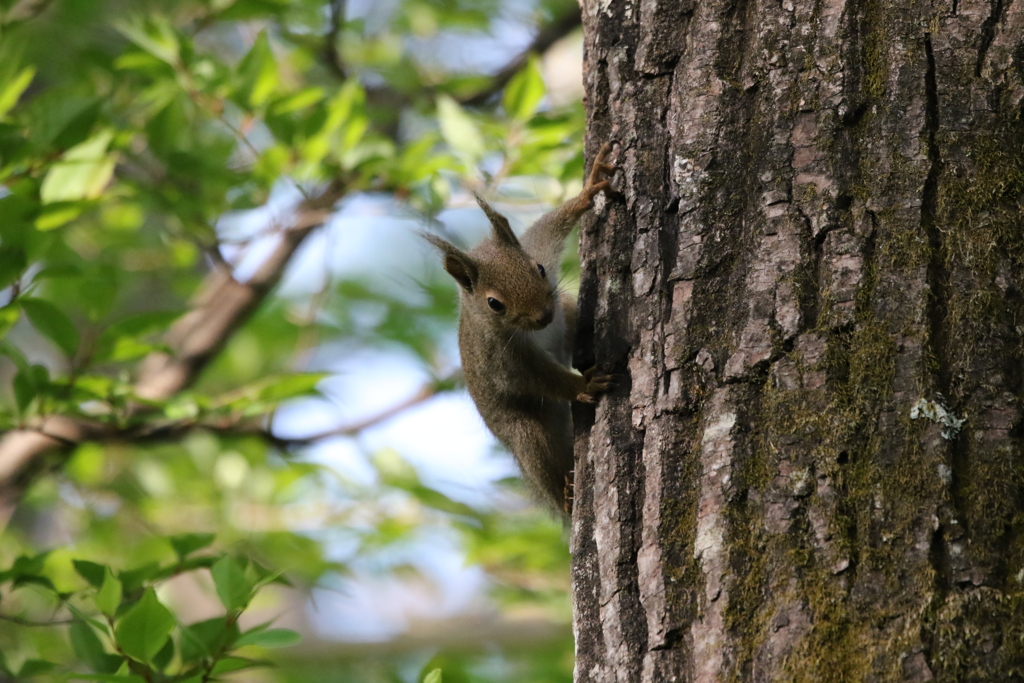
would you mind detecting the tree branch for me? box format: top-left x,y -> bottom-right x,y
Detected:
460,5 -> 582,107
0,181 -> 347,530
278,372 -> 456,445
133,182 -> 344,402
360,5 -> 582,111
83,372 -> 459,449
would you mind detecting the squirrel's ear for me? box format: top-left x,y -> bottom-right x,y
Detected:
422,232 -> 479,292
472,192 -> 520,248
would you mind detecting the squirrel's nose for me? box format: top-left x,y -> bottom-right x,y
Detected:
536,309 -> 554,327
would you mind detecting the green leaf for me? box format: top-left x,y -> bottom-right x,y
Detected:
94,310 -> 179,362
0,339 -> 30,375
70,621 -> 122,673
409,484 -> 478,518
113,589 -> 176,663
96,568 -> 123,617
114,16 -> 180,65
0,66 -> 34,119
101,202 -> 144,231
117,562 -> 160,593
65,601 -> 111,634
30,363 -> 49,388
22,88 -> 100,150
0,192 -> 36,238
151,636 -> 174,672
63,129 -> 114,161
13,367 -> 36,411
20,298 -> 79,356
246,560 -> 290,588
210,556 -> 253,611
0,246 -> 26,290
17,659 -> 55,678
235,31 -> 278,108
35,202 -> 85,231
163,396 -> 200,420
210,656 -> 265,675
0,305 -> 20,340
423,669 -> 443,683
9,357 -> 48,410
39,129 -> 117,204
169,533 -> 216,560
217,0 -> 292,21
73,560 -> 107,588
66,442 -> 106,485
71,376 -> 114,400
300,81 -> 364,166
503,55 -> 545,121
12,362 -> 49,411
256,373 -> 327,402
372,448 -> 420,488
437,95 -> 484,159
180,617 -> 238,663
0,551 -> 49,583
268,87 -> 323,115
234,625 -> 301,649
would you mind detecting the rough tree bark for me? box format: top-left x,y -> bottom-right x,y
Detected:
572,1 -> 1024,681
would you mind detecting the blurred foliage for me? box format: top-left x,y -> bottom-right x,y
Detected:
0,0 -> 585,680
0,537 -> 300,681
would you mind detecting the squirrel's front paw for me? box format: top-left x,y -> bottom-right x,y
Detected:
580,142 -> 618,206
576,366 -> 616,403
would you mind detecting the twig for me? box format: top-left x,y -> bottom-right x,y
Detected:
357,6 -> 582,109
283,374 -> 454,445
92,371 -> 459,449
460,5 -> 582,107
324,0 -> 347,80
0,612 -> 74,627
216,112 -> 264,166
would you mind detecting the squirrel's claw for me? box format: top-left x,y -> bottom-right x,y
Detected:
563,470 -> 575,516
586,143 -> 617,189
577,366 -> 616,402
566,143 -> 619,214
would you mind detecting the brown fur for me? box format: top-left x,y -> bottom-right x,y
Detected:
424,144 -> 617,514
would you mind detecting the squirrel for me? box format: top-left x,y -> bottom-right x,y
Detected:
423,143 -> 617,514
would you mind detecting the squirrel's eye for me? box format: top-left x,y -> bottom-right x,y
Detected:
487,297 -> 506,313
537,263 -> 546,278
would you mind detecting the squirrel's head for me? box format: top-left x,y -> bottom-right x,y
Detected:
424,193 -> 555,331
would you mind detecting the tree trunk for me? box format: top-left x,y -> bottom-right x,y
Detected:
572,1 -> 1024,681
